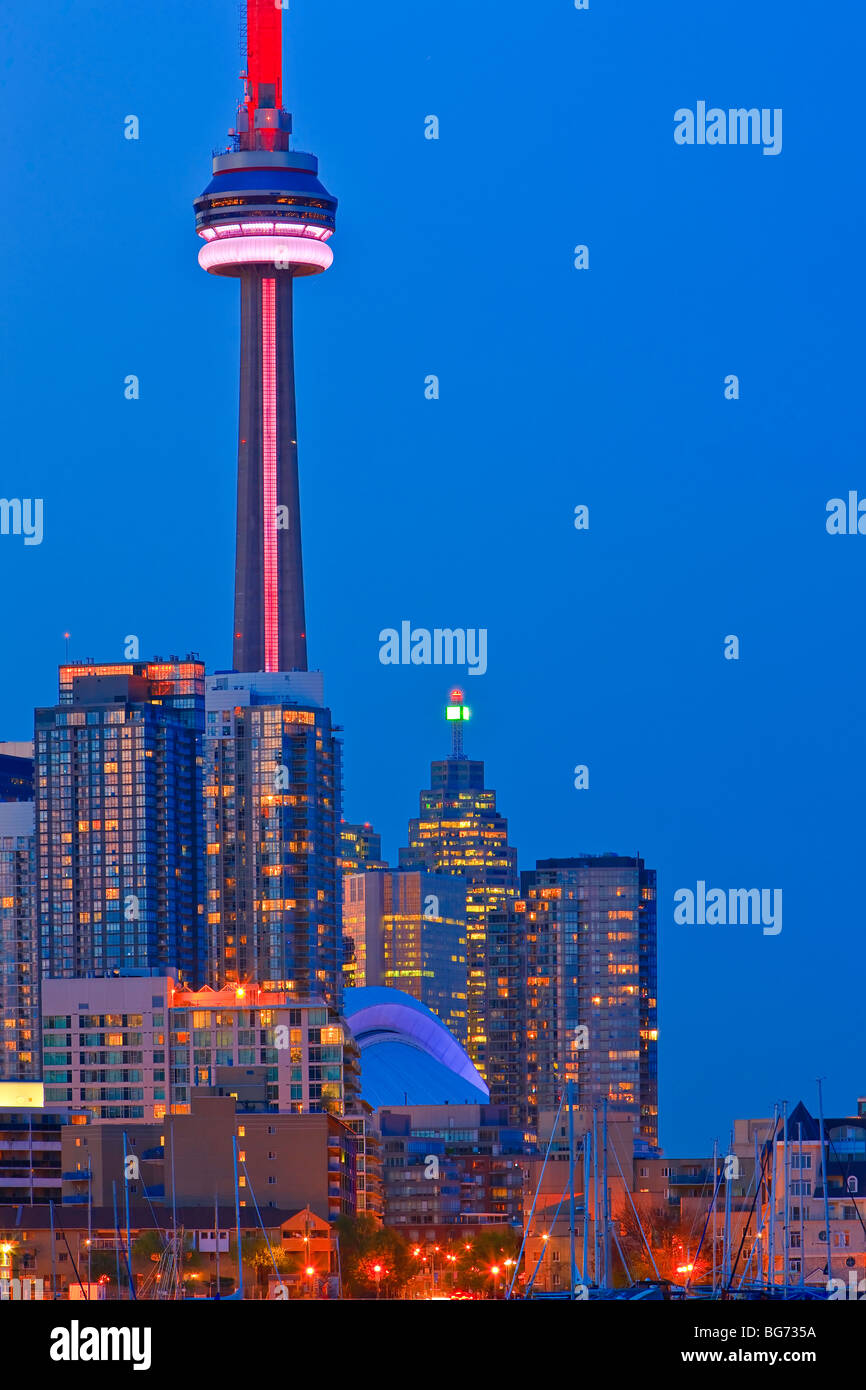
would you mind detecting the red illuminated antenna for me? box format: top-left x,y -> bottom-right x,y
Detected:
243,0 -> 284,149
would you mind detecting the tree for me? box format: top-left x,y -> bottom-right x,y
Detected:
617,1202 -> 718,1286
455,1227 -> 521,1296
83,1249 -> 118,1288
243,1236 -> 289,1298
131,1230 -> 165,1267
334,1215 -> 413,1299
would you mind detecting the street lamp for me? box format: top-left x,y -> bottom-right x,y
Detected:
373,1263 -> 383,1299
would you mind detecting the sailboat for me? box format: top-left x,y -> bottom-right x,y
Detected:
510,1084 -> 667,1300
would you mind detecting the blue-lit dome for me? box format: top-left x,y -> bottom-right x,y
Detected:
343,988 -> 489,1109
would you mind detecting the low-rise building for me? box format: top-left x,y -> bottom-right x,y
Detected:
41,975 -> 361,1121
61,1093 -> 358,1222
378,1103 -> 526,1243
0,1203 -> 340,1299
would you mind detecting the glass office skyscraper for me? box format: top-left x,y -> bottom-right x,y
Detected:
339,822 -> 387,874
343,868 -> 468,1045
399,694 -> 517,1075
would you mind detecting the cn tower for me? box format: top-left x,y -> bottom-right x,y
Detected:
195,0 -> 336,672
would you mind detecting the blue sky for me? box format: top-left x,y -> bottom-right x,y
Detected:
0,0 -> 862,1154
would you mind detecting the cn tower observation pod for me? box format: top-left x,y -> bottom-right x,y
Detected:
194,150 -> 336,279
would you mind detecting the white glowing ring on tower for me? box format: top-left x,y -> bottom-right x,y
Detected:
198,234 -> 333,274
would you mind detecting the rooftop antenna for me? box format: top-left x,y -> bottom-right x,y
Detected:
445,688 -> 470,758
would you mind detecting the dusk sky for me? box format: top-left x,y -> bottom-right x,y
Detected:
0,0 -> 862,1155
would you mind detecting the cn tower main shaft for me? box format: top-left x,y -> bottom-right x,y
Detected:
234,270 -> 306,672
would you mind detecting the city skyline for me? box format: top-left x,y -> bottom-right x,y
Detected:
0,0 -> 862,1167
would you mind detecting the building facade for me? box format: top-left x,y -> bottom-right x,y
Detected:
515,856 -> 658,1146
339,823 -> 387,874
399,694 -> 517,1076
758,1100 -> 866,1291
0,1202 -> 339,1299
204,672 -> 342,1008
0,1104 -> 88,1204
378,1103 -> 526,1241
0,802 -> 38,1080
41,975 -> 360,1123
343,869 -> 468,1045
34,660 -> 206,986
484,894 -> 535,1130
61,1096 -> 357,1222
0,743 -> 34,802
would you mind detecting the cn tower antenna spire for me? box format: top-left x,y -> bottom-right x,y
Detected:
244,0 -> 283,141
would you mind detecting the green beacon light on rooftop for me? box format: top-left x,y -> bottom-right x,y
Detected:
446,688 -> 470,757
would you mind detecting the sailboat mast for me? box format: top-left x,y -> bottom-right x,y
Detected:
170,1117 -> 178,1248
582,1134 -> 590,1286
112,1181 -> 122,1296
602,1097 -> 610,1290
122,1130 -> 135,1299
768,1103 -> 779,1287
817,1078 -> 833,1287
782,1102 -> 790,1299
87,1156 -> 92,1295
717,1139 -> 722,1289
233,1136 -> 244,1300
567,1079 -> 577,1296
49,1199 -> 57,1301
592,1106 -> 600,1285
797,1123 -> 805,1288
753,1131 -> 761,1284
723,1131 -> 733,1286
